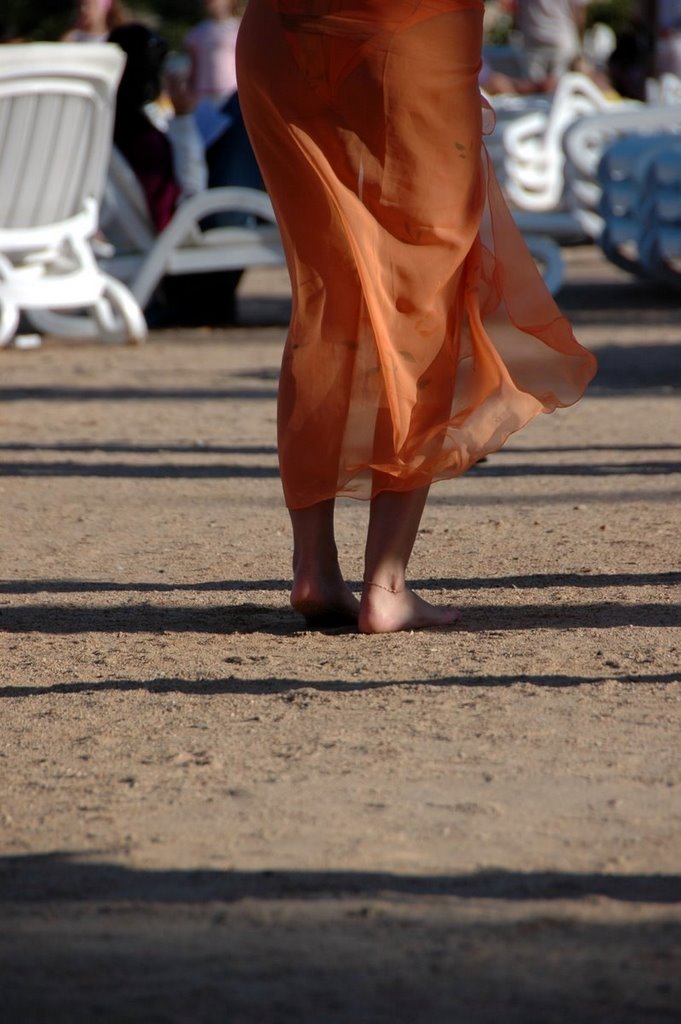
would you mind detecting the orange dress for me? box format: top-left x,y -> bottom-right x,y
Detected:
236,0 -> 597,509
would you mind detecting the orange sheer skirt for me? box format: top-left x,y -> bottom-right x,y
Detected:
236,0 -> 597,509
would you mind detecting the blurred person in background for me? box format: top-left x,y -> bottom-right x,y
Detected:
184,0 -> 240,105
181,0 -> 263,207
108,22 -> 249,324
109,23 -> 207,233
656,0 -> 681,76
63,0 -> 127,42
480,56 -> 555,94
515,0 -> 591,82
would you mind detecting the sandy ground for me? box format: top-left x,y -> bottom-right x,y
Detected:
0,245 -> 680,1023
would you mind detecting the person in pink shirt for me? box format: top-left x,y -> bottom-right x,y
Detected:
182,0 -> 264,231
184,0 -> 240,105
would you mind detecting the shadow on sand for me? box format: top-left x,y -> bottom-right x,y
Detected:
0,854 -> 679,1024
0,598 -> 678,637
0,569 -> 678,596
2,670 -> 679,699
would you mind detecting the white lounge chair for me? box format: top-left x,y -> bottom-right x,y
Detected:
481,90 -> 567,293
0,43 -> 146,346
99,147 -> 284,314
594,133 -> 681,288
639,143 -> 681,288
595,132 -> 681,277
502,72 -> 634,214
562,103 -> 681,240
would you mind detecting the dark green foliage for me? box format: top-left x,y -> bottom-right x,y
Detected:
586,0 -> 636,35
1,0 -> 64,39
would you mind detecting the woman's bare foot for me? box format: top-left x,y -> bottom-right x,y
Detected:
358,583 -> 461,634
291,576 -> 360,628
287,499 -> 359,626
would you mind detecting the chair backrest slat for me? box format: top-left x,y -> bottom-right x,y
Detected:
33,94 -> 96,226
0,93 -> 37,228
0,44 -> 124,232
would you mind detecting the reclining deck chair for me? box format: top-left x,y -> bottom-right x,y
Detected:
99,147 -> 284,315
482,75 -> 624,295
0,43 -> 146,346
562,102 -> 681,242
502,72 -> 631,215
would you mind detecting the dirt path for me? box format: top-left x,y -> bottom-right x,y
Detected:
1,246 -> 680,1022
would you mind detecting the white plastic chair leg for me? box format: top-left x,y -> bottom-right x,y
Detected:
0,299 -> 19,347
26,274 -> 147,344
99,274 -> 147,343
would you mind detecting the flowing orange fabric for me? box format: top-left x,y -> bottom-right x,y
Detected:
236,0 -> 597,509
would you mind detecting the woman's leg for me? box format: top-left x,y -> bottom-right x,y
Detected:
359,487 -> 460,634
289,499 -> 360,625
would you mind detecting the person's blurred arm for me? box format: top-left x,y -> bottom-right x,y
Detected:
480,59 -> 554,96
165,73 -> 208,198
571,0 -> 590,41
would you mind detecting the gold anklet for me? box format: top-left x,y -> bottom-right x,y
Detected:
366,581 -> 405,595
